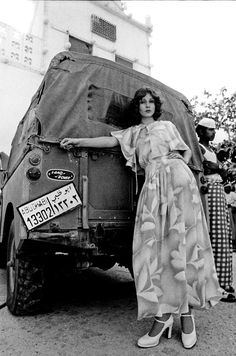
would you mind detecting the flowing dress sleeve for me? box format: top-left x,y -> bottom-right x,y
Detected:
167,121 -> 190,152
110,127 -> 137,173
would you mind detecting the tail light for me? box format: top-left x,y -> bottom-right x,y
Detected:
26,167 -> 41,180
28,153 -> 41,166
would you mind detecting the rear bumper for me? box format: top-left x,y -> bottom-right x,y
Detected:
29,230 -> 95,249
27,224 -> 133,257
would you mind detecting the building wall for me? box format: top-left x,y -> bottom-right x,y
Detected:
40,1 -> 151,73
0,0 -> 152,154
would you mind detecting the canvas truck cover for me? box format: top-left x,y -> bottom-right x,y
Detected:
8,51 -> 202,175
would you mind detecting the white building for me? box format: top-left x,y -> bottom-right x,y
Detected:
0,0 -> 152,154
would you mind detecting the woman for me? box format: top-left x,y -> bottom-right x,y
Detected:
196,118 -> 236,303
61,88 -> 222,349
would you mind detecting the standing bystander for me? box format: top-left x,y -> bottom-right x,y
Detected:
196,118 -> 236,302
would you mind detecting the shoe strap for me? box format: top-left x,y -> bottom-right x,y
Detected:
154,316 -> 171,323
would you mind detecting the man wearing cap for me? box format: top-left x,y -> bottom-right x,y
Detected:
196,118 -> 236,302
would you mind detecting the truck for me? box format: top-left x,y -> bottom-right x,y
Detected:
0,52 -> 204,315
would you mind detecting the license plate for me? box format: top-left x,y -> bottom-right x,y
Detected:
17,183 -> 82,230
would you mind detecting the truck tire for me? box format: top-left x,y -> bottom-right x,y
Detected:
6,221 -> 45,315
0,242 -> 6,268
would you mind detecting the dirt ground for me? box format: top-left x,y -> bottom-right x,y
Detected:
0,255 -> 236,356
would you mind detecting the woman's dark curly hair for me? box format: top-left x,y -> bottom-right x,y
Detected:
127,87 -> 163,126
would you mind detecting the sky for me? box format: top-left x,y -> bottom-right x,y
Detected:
0,0 -> 34,32
125,0 -> 236,100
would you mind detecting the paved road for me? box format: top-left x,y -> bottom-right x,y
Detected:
0,255 -> 235,356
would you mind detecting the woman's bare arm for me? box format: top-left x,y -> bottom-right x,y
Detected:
60,136 -> 119,150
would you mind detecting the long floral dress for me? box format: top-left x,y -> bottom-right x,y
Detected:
111,120 -> 222,320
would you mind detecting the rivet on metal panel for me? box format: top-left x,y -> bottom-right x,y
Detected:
91,153 -> 98,161
43,144 -> 51,153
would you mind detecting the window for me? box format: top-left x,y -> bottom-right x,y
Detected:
91,15 -> 116,42
69,36 -> 92,54
115,55 -> 133,69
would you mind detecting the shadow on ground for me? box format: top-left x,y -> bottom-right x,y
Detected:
44,256 -> 136,312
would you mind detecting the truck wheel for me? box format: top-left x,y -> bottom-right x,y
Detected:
6,221 -> 45,315
0,242 -> 6,268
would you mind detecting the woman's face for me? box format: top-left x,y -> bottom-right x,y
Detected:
139,93 -> 155,119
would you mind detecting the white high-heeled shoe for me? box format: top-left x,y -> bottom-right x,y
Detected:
137,315 -> 173,348
181,312 -> 197,349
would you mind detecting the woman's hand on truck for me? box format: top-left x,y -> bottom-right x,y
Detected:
60,138 -> 82,149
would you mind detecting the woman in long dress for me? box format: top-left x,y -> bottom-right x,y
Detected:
60,88 -> 222,349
